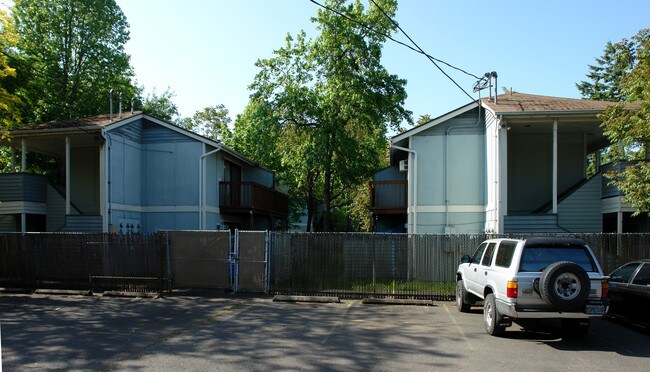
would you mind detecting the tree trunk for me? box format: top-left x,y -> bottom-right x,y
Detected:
322,131 -> 334,232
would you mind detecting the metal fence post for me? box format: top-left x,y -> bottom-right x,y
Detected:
165,232 -> 172,292
264,230 -> 270,292
233,229 -> 239,294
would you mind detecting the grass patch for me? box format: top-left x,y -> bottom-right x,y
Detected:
351,280 -> 455,295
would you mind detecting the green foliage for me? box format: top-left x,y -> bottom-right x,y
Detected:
599,29 -> 650,214
141,88 -> 179,122
416,114 -> 431,126
0,9 -> 22,135
12,0 -> 137,123
178,104 -> 232,141
234,0 -> 411,231
577,29 -> 649,102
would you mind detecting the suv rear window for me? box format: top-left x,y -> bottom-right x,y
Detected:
518,245 -> 596,272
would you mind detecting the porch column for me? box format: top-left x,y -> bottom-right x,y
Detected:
65,136 -> 71,215
21,139 -> 26,172
20,140 -> 26,233
552,119 -> 558,214
10,147 -> 15,172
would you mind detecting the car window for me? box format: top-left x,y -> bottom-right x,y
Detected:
471,243 -> 487,265
610,262 -> 642,283
495,241 -> 516,268
519,245 -> 597,272
481,243 -> 496,266
632,263 -> 650,285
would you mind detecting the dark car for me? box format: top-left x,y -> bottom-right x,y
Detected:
607,259 -> 650,329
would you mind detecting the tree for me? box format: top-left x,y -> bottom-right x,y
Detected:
12,0 -> 137,123
234,0 -> 411,231
141,88 -> 179,122
416,114 -> 431,126
0,9 -> 21,135
179,104 -> 232,141
577,30 -> 649,102
599,29 -> 650,214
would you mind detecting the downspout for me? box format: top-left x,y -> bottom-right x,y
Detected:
199,145 -> 222,229
21,139 -> 26,233
444,100 -> 482,233
391,144 -> 417,234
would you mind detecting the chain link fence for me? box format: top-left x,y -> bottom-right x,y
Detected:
1,232 -> 649,298
0,233 -> 167,292
268,232 -> 650,299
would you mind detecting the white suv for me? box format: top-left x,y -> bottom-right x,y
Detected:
456,237 -> 609,336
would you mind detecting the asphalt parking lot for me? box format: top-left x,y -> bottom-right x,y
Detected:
1,293 -> 649,371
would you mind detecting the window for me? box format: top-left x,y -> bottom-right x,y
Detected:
481,243 -> 496,266
471,243 -> 487,265
632,263 -> 650,286
609,262 -> 642,283
519,245 -> 597,272
495,241 -> 517,268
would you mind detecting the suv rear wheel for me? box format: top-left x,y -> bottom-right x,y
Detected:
484,293 -> 505,336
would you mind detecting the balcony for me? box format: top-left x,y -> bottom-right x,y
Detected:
370,180 -> 407,214
601,161 -> 637,198
0,173 -> 47,215
219,182 -> 289,218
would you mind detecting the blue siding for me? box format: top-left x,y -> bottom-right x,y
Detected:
556,174 -> 602,232
243,166 -> 274,188
374,166 -> 405,181
143,121 -> 191,143
504,215 -> 565,233
111,119 -> 143,143
62,215 -> 103,232
0,173 -> 47,202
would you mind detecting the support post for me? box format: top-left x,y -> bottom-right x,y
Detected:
10,147 -> 15,172
552,119 -> 558,215
65,136 -> 71,215
21,139 -> 26,172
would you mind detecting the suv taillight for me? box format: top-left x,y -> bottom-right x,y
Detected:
507,281 -> 518,298
601,280 -> 609,299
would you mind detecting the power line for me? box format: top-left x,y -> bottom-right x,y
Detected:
309,0 -> 479,80
308,0 -> 479,101
368,0 -> 475,101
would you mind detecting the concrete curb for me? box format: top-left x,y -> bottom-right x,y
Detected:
273,295 -> 340,303
33,289 -> 92,296
0,287 -> 32,294
362,298 -> 436,306
102,291 -> 162,299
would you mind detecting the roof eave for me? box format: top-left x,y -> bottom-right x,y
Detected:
495,109 -> 606,118
7,125 -> 102,137
391,100 -> 479,143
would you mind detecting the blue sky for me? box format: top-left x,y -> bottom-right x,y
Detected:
116,0 -> 650,126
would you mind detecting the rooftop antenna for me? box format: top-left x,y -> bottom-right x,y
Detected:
131,97 -> 135,114
109,89 -> 115,121
491,72 -> 498,103
119,92 -> 123,119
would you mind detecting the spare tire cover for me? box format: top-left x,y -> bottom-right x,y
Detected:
539,261 -> 590,311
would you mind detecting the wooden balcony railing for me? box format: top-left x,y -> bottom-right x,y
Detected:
370,180 -> 407,214
219,182 -> 289,218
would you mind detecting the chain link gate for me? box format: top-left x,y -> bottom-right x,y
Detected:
233,230 -> 269,293
167,230 -> 269,293
168,230 -> 232,289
